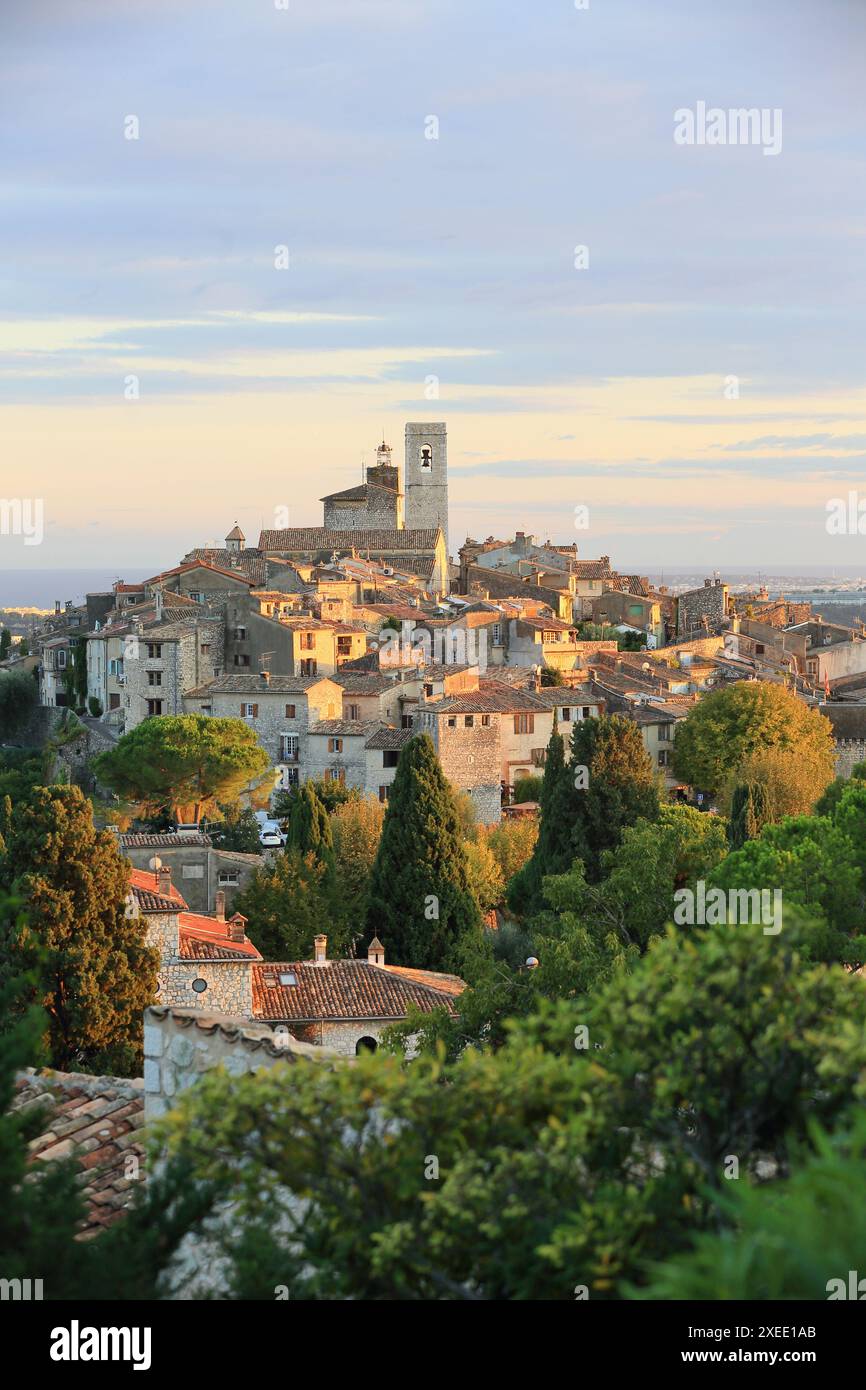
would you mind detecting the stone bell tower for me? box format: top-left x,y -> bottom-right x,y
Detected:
404,422 -> 449,557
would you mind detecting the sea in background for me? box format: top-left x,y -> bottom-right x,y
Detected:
0,569 -> 152,609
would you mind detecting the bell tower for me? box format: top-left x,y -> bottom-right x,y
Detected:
404,422 -> 448,557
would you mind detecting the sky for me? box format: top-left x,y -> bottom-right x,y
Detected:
1,0 -> 865,576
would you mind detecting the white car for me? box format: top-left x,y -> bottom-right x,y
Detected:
259,825 -> 286,849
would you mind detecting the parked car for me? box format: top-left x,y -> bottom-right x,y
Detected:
259,824 -> 286,849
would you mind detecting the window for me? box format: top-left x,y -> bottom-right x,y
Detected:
346,703 -> 360,720
491,623 -> 502,644
658,750 -> 670,768
146,699 -> 163,716
755,643 -> 765,655
280,734 -> 299,762
300,658 -> 317,676
337,636 -> 352,656
328,737 -> 343,753
378,786 -> 391,803
56,650 -> 67,669
658,723 -> 671,742
284,704 -> 296,719
182,864 -> 205,879
241,703 -> 259,718
234,654 -> 250,667
401,714 -> 414,729
561,707 -> 572,722
147,670 -> 162,686
325,768 -> 346,784
300,632 -> 315,650
447,716 -> 457,729
189,591 -> 203,603
218,871 -> 240,886
147,643 -> 162,659
481,714 -> 491,727
200,643 -> 211,655
582,707 -> 591,719
514,714 -> 535,735
282,766 -> 299,787
383,750 -> 400,768
279,971 -> 297,986
191,978 -> 208,994
464,715 -> 474,728
234,627 -> 246,641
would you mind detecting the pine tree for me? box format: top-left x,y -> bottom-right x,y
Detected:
364,735 -> 481,968
507,724 -> 577,916
0,785 -> 158,1074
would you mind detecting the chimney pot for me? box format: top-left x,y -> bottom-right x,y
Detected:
313,934 -> 327,964
226,912 -> 246,943
157,866 -> 171,897
215,889 -> 225,922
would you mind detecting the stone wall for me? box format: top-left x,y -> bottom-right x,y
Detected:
425,710 -> 502,824
677,583 -> 728,637
158,959 -> 253,1018
834,738 -> 866,778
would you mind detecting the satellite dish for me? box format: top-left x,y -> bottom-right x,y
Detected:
148,856 -> 163,872
525,956 -> 539,969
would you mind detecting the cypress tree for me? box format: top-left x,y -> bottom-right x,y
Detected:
364,734 -> 481,969
729,780 -> 771,849
0,785 -> 158,1074
506,724 -> 577,916
286,782 -> 333,860
570,715 -> 659,881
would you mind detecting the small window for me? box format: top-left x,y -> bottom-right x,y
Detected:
561,707 -> 572,722
241,703 -> 259,718
514,714 -> 535,735
658,750 -> 670,768
328,737 -> 343,753
447,716 -> 457,729
347,703 -> 361,721
383,750 -> 399,768
481,714 -> 491,727
419,446 -> 433,472
285,704 -> 296,719
378,785 -> 391,803
147,643 -> 162,659
147,670 -> 162,686
234,654 -> 250,667
146,699 -> 163,716
582,707 -> 590,719
218,871 -> 240,886
464,715 -> 474,728
279,971 -> 297,986
191,978 -> 208,994
234,627 -> 247,641
280,734 -> 299,762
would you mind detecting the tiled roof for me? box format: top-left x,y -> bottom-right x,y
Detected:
331,671 -> 400,693
381,965 -> 465,997
128,869 -> 188,913
145,560 -> 255,587
320,483 -> 369,502
424,683 -> 551,715
12,1070 -> 145,1239
119,832 -> 213,848
258,528 -> 442,552
308,719 -> 380,737
178,914 -> 262,961
252,959 -> 463,1022
147,1006 -> 327,1061
365,726 -> 414,750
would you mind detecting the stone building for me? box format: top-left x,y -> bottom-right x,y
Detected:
183,672 -> 344,790
364,725 -> 414,802
404,422 -> 449,558
321,440 -> 405,531
258,525 -> 449,597
305,719 -> 380,789
123,618 -> 224,731
676,578 -> 729,637
251,935 -> 463,1056
127,868 -> 261,1018
413,697 -> 503,823
118,831 -> 262,915
818,704 -> 866,777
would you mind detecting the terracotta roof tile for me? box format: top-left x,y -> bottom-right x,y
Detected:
252,959 -> 463,1022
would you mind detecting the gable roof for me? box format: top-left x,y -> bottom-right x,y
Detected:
128,869 -> 188,913
258,528 -> 441,553
178,913 -> 262,961
252,959 -> 463,1022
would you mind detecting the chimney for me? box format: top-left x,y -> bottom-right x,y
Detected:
260,670 -> 270,685
226,912 -> 247,943
157,866 -> 172,898
215,889 -> 225,922
313,934 -> 327,964
54,600 -> 61,615
367,937 -> 385,967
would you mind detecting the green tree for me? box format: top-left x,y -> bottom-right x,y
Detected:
507,726 -> 577,915
235,848 -> 349,960
331,797 -> 384,920
482,817 -> 538,886
0,628 -> 10,660
273,777 -> 358,821
728,779 -> 771,849
463,836 -> 504,913
364,734 -> 481,969
0,785 -> 158,1073
285,781 -> 333,859
94,715 -> 270,824
209,801 -> 262,854
539,666 -> 564,687
570,715 -> 659,881
672,682 -> 835,796
0,667 -> 38,737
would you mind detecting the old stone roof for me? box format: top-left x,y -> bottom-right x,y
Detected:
365,726 -> 414,750
320,483 -> 369,503
193,674 -> 336,694
258,528 -> 441,553
331,671 -> 400,693
424,685 -> 550,715
128,869 -> 188,913
12,1070 -> 145,1239
119,832 -> 213,848
308,719 -> 380,737
181,548 -> 267,585
252,959 -> 463,1022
